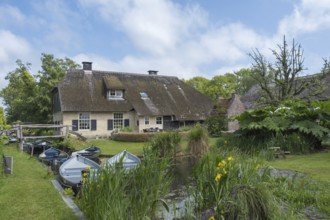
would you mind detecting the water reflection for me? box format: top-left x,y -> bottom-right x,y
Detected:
157,155 -> 197,219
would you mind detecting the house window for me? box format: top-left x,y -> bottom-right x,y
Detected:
144,116 -> 149,125
156,116 -> 162,125
107,90 -> 123,99
79,113 -> 90,130
114,113 -> 123,129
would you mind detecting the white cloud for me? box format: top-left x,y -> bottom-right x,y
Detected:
73,52 -> 200,79
0,5 -> 25,26
79,0 -> 208,56
278,0 -> 330,37
0,30 -> 31,63
78,0 -> 265,77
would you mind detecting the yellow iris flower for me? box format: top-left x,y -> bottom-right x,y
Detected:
215,173 -> 222,183
218,160 -> 226,168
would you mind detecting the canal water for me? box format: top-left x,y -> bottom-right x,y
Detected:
157,155 -> 197,219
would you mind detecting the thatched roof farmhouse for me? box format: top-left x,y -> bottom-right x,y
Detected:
52,62 -> 213,137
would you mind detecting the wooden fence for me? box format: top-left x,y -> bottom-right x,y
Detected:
6,124 -> 72,150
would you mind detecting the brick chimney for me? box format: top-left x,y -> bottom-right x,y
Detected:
82,62 -> 92,70
148,70 -> 158,75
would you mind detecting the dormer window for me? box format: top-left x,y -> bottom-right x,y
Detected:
140,92 -> 149,99
107,89 -> 124,100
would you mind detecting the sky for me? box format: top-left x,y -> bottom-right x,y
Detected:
1,0 -> 330,102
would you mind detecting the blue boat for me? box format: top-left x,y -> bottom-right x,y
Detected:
39,147 -> 69,165
106,150 -> 141,172
71,146 -> 101,159
59,155 -> 100,188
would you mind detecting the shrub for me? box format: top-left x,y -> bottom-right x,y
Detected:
233,101 -> 330,154
191,150 -> 279,219
150,132 -> 181,158
112,132 -> 154,142
188,123 -> 209,157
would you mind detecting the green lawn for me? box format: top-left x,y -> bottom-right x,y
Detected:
0,144 -> 78,220
84,136 -> 219,156
268,150 -> 330,182
85,139 -> 148,156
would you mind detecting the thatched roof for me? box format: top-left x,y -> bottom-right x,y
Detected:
241,73 -> 330,109
55,69 -> 212,121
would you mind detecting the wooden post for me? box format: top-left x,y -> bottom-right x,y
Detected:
65,125 -> 69,139
30,146 -> 34,158
19,125 -> 24,150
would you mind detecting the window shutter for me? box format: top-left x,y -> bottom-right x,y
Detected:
91,120 -> 97,131
124,119 -> 129,127
108,119 -> 113,130
72,120 -> 78,131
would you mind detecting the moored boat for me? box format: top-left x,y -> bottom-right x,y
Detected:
59,154 -> 100,188
71,146 -> 101,159
39,147 -> 69,165
106,150 -> 141,171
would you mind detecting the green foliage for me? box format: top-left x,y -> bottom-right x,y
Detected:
79,149 -> 172,219
234,68 -> 258,95
184,76 -> 209,94
0,54 -> 79,124
0,107 -> 6,129
249,36 -> 328,106
191,149 -> 330,219
225,184 -> 271,220
0,60 -> 39,123
185,73 -> 240,103
205,104 -> 227,137
234,100 -> 330,153
35,54 -> 80,123
112,132 -> 154,142
150,132 -> 181,157
204,74 -> 237,102
188,123 -> 209,156
269,174 -> 330,216
191,149 -> 280,219
185,69 -> 258,104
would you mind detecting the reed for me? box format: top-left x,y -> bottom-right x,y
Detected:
78,148 -> 173,219
191,149 -> 280,219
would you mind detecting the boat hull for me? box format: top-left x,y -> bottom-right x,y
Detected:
59,155 -> 100,188
106,150 -> 141,171
39,147 -> 69,165
71,146 -> 101,159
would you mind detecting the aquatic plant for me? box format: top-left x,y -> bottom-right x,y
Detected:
78,148 -> 173,219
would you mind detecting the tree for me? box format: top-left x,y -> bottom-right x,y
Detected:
184,76 -> 209,95
0,60 -> 39,123
234,68 -> 258,95
35,54 -> 80,123
0,107 -> 6,129
204,74 -> 237,102
249,36 -> 328,106
0,54 -> 79,124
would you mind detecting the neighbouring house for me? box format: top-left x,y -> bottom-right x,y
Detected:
216,94 -> 245,132
241,72 -> 330,109
52,62 -> 213,138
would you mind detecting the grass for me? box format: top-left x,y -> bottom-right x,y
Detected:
83,136 -> 219,156
268,150 -> 330,182
0,144 -> 78,220
85,139 -> 147,156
